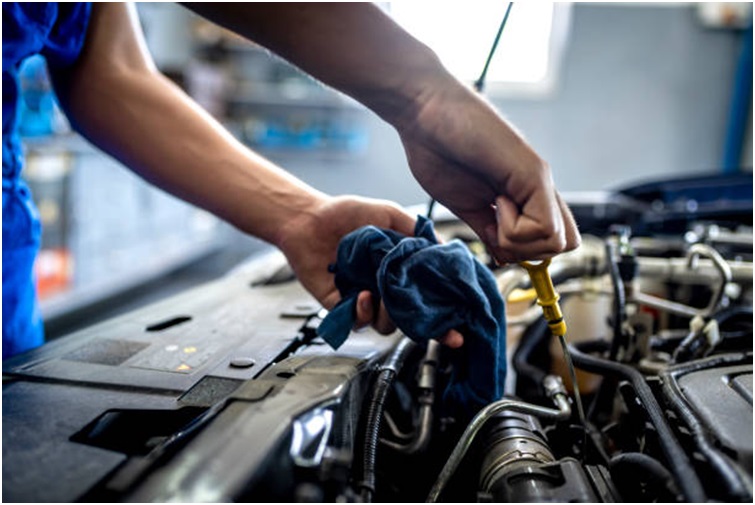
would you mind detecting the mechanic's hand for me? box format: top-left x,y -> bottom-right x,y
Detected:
277,195 -> 464,348
398,80 -> 580,264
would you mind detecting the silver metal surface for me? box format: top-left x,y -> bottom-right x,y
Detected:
381,340 -> 439,454
426,376 -> 572,502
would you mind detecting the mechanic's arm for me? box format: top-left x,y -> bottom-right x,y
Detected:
50,3 -> 439,340
183,2 -> 581,263
52,3 -> 324,251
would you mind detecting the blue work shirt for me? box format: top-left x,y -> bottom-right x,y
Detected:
2,3 -> 91,359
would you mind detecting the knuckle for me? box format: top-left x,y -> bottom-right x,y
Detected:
567,233 -> 582,251
547,233 -> 567,254
537,221 -> 558,239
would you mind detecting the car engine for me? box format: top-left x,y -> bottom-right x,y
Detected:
3,173 -> 752,502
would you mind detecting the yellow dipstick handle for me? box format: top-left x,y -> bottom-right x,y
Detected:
519,258 -> 588,457
519,259 -> 567,337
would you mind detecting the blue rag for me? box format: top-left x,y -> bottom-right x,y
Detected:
317,216 -> 506,416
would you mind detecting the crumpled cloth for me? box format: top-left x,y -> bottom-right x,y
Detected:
317,216 -> 506,416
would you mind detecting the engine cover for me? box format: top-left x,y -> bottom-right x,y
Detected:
678,364 -> 753,475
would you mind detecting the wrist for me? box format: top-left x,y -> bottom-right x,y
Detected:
273,192 -> 331,255
360,44 -> 453,132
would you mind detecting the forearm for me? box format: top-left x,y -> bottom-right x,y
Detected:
52,4 -> 325,247
182,2 -> 451,128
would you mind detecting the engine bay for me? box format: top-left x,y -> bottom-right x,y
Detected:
3,173 -> 752,502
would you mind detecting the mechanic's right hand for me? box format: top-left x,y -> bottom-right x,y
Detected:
397,77 -> 581,264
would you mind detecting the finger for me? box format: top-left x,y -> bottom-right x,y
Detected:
487,234 -> 568,264
355,291 -> 397,335
495,193 -> 564,245
439,329 -> 464,348
386,205 -> 419,237
373,301 -> 397,335
487,193 -> 568,262
555,191 -> 581,251
354,291 -> 375,330
491,191 -> 580,260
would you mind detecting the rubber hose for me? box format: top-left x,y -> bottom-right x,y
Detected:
586,242 -> 627,422
609,452 -> 678,501
605,241 -> 626,361
360,338 -> 414,502
513,317 -> 550,398
569,342 -> 707,502
713,305 -> 753,328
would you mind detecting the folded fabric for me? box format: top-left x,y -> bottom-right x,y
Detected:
317,216 -> 506,416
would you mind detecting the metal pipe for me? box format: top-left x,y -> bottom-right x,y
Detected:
498,240 -> 752,291
686,243 -> 732,317
381,340 -> 439,454
632,291 -> 700,318
382,411 -> 413,441
381,399 -> 434,454
426,375 -> 571,502
636,257 -> 752,284
632,245 -> 734,320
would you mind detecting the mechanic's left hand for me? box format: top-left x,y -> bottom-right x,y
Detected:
277,195 -> 464,348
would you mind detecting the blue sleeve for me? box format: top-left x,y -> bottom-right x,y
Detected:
41,2 -> 92,68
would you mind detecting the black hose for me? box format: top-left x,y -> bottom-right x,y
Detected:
586,242 -> 627,423
359,338 -> 415,502
512,317 -> 550,399
712,305 -> 753,326
569,342 -> 707,502
659,353 -> 753,502
609,452 -> 679,501
604,241 -> 626,361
